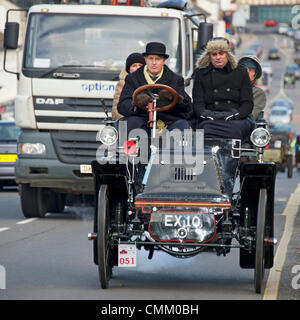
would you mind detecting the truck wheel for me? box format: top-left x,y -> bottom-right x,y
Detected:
287,155 -> 293,178
20,184 -> 49,218
48,192 -> 66,213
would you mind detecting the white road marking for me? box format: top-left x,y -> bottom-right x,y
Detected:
275,197 -> 288,202
263,182 -> 300,300
0,227 -> 11,232
16,218 -> 38,225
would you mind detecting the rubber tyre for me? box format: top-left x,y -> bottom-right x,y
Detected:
287,155 -> 293,178
97,184 -> 113,289
48,192 -> 66,213
254,188 -> 267,294
20,184 -> 49,218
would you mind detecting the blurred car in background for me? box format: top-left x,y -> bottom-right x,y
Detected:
249,43 -> 263,58
268,48 -> 280,60
283,72 -> 296,88
263,124 -> 294,178
0,121 -> 20,189
269,106 -> 291,125
278,23 -> 289,35
264,19 -> 277,27
271,99 -> 294,116
256,72 -> 270,93
285,63 -> 300,79
294,30 -> 300,52
243,48 -> 256,57
261,62 -> 273,78
287,27 -> 295,38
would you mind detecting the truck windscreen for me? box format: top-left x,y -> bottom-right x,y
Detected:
23,13 -> 182,78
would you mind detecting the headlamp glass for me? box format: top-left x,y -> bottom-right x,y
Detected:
250,127 -> 271,147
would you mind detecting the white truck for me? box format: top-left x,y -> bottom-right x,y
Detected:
3,0 -> 212,217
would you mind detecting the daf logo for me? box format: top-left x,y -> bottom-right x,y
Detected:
36,98 -> 64,105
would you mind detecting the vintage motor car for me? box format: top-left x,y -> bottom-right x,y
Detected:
263,124 -> 294,178
89,84 -> 277,294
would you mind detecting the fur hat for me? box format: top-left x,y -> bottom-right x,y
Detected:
197,37 -> 237,69
125,52 -> 145,73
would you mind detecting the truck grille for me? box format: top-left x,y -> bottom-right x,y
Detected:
33,96 -> 112,131
51,131 -> 101,164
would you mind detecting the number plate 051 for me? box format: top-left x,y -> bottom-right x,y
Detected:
118,244 -> 136,267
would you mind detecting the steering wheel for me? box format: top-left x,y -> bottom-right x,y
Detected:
132,84 -> 179,112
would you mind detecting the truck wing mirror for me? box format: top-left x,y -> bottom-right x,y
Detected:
186,13 -> 213,55
4,22 -> 19,50
196,22 -> 213,54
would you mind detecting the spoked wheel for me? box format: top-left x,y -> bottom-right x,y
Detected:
97,184 -> 113,289
254,188 -> 267,294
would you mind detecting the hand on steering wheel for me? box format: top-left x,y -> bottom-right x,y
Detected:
133,84 -> 179,112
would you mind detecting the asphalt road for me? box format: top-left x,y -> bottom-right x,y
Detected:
0,24 -> 300,303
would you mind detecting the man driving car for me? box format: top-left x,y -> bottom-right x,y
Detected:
117,42 -> 192,133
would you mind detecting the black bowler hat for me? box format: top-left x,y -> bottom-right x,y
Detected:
142,42 -> 169,59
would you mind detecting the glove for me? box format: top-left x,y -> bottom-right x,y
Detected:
159,89 -> 173,101
136,93 -> 151,108
159,89 -> 184,104
212,111 -> 233,120
225,109 -> 240,121
200,109 -> 214,120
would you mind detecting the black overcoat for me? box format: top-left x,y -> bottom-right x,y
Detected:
192,62 -> 253,119
117,65 -> 192,122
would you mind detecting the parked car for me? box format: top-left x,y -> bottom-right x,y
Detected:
256,72 -> 270,93
285,63 -> 300,79
261,62 -> 273,78
0,121 -> 20,189
268,48 -> 280,60
268,106 -> 291,126
271,99 -> 294,116
278,23 -> 289,35
264,19 -> 277,27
